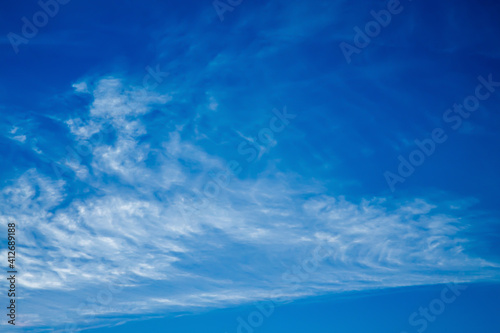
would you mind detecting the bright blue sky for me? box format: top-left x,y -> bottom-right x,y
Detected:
1,0 -> 500,332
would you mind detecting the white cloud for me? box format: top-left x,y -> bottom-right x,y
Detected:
1,76 -> 498,330
72,81 -> 89,93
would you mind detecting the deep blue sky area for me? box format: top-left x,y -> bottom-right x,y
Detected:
85,283 -> 500,333
0,0 -> 499,332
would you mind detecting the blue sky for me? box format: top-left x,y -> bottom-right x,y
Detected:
1,0 -> 500,332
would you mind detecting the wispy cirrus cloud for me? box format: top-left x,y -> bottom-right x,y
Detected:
0,75 -> 498,331
1,1 -> 500,331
